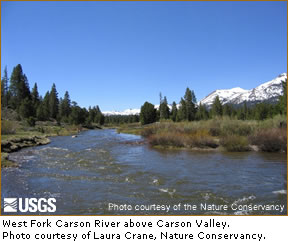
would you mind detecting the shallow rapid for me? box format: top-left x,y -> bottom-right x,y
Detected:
2,129 -> 287,215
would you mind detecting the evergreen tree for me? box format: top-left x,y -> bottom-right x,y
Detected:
19,74 -> 31,101
9,64 -> 31,109
31,83 -> 40,115
237,102 -> 248,120
69,102 -> 87,125
49,83 -> 59,119
96,112 -> 105,125
196,103 -> 209,120
18,98 -> 34,119
140,102 -> 156,125
176,98 -> 187,121
211,96 -> 223,117
94,106 -> 104,124
1,66 -> 9,107
59,91 -> 71,121
88,106 -> 96,123
223,104 -> 234,117
159,95 -> 170,120
279,80 -> 287,115
254,102 -> 270,120
42,91 -> 50,120
184,88 -> 196,121
36,102 -> 46,121
170,101 -> 178,122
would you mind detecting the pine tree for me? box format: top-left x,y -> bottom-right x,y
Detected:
18,98 -> 34,119
159,96 -> 170,120
31,83 -> 40,115
59,91 -> 71,121
279,80 -> 287,115
42,91 -> 50,120
237,101 -> 248,120
254,102 -> 270,120
36,102 -> 46,121
223,104 -> 234,117
171,101 -> 178,122
184,87 -> 196,121
1,66 -> 9,107
140,102 -> 156,125
196,103 -> 209,120
176,98 -> 187,121
49,83 -> 59,119
211,96 -> 223,117
19,74 -> 31,101
69,102 -> 87,125
9,64 -> 31,109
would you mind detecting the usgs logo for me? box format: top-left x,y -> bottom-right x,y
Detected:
4,198 -> 56,213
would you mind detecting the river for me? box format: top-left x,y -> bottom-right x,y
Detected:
1,129 -> 287,215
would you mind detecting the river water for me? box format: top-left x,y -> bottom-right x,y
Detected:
1,129 -> 287,215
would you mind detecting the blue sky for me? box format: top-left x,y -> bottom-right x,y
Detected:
1,1 -> 287,111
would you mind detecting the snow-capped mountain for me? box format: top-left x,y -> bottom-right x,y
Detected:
199,87 -> 248,107
103,73 -> 287,115
200,73 -> 287,107
102,108 -> 140,116
102,105 -> 173,116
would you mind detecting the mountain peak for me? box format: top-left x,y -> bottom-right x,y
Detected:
103,73 -> 287,115
200,73 -> 287,107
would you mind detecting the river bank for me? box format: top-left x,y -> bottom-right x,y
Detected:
1,120 -> 100,168
116,117 -> 287,153
1,135 -> 51,168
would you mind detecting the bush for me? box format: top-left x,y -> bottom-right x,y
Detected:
221,121 -> 253,136
1,120 -> 17,135
148,132 -> 187,147
187,135 -> 219,148
220,135 -> 250,152
250,128 -> 287,152
148,128 -> 218,149
141,126 -> 157,137
209,127 -> 221,136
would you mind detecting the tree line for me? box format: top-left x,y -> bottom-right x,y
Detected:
1,64 -> 104,126
140,83 -> 287,125
2,64 -> 286,126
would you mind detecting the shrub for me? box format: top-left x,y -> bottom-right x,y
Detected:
141,126 -> 158,137
220,135 -> 250,152
147,128 -> 218,149
209,126 -> 221,136
148,132 -> 187,147
1,120 -> 17,135
221,121 -> 253,136
250,128 -> 287,152
188,135 -> 219,148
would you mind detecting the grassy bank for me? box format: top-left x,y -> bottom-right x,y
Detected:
117,115 -> 287,152
116,123 -> 146,135
1,153 -> 18,168
1,120 -> 91,168
1,120 -> 86,140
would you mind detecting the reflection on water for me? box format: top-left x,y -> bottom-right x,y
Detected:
1,129 -> 287,215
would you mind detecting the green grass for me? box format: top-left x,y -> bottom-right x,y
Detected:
1,120 -> 82,141
116,123 -> 144,135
